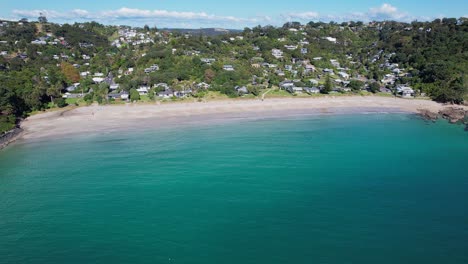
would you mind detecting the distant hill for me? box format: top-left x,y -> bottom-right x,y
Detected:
161,28 -> 242,36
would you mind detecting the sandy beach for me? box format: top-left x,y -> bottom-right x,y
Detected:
19,96 -> 456,141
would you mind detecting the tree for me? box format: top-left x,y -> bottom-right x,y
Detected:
369,82 -> 380,93
321,75 -> 332,94
204,69 -> 215,83
46,82 -> 62,103
38,13 -> 48,24
348,80 -> 364,92
61,62 -> 80,83
130,88 -> 140,101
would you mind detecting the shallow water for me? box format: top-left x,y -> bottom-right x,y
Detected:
1,114 -> 467,264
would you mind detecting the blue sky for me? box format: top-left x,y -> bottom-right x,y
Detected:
1,0 -> 466,28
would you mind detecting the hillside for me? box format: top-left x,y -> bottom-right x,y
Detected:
0,18 -> 467,132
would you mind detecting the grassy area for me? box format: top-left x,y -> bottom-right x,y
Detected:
265,89 -> 293,98
0,115 -> 16,133
0,122 -> 15,134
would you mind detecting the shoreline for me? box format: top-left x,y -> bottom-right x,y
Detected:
14,96 -> 465,143
0,127 -> 24,150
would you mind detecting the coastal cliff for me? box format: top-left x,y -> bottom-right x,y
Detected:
0,127 -> 23,150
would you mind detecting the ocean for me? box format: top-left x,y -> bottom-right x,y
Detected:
1,114 -> 467,264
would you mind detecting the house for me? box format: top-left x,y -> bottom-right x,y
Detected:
223,65 -> 235,71
109,92 -> 129,100
92,77 -> 104,83
338,72 -> 349,79
379,87 -> 392,93
284,45 -> 298,50
158,89 -> 174,99
304,64 -> 316,73
62,93 -> 83,99
235,86 -> 248,94
110,84 -> 120,90
125,68 -> 134,75
201,58 -> 216,64
144,64 -> 159,74
280,80 -> 294,90
155,83 -> 170,90
323,68 -> 334,74
304,87 -> 320,94
197,82 -> 211,89
330,59 -> 340,68
137,86 -> 149,95
272,49 -> 283,59
174,89 -> 193,98
31,40 -> 46,45
325,37 -> 337,43
301,48 -> 308,54
309,79 -> 319,85
341,87 -> 352,92
397,85 -> 414,98
287,86 -> 304,94
65,83 -> 80,92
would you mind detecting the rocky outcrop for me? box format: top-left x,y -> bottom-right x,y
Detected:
439,107 -> 467,124
418,109 -> 439,121
418,107 -> 468,128
0,127 -> 23,150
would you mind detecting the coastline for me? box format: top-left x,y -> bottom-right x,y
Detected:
16,96 -> 457,143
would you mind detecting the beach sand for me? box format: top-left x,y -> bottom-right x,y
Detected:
20,96 -> 455,141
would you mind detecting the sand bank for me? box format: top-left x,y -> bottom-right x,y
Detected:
20,96 -> 455,140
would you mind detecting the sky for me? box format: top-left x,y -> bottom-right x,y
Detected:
1,0 -> 467,28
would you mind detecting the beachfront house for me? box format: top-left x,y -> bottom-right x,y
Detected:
137,86 -> 149,95
235,86 -> 249,95
287,86 -> 304,94
108,92 -> 129,101
158,89 -> 174,99
280,80 -> 294,90
304,87 -> 320,94
397,85 -> 414,98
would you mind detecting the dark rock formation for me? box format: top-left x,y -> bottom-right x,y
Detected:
439,107 -> 467,124
418,107 -> 467,130
418,109 -> 439,121
0,127 -> 23,150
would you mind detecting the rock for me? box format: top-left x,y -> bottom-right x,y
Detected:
418,109 -> 439,121
439,107 -> 466,124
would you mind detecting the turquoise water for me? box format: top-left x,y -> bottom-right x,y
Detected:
1,114 -> 468,264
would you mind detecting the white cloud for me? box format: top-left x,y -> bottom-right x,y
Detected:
369,3 -> 398,16
11,7 -> 263,28
368,3 -> 408,20
9,4 -> 433,28
284,12 -> 320,21
282,3 -> 417,23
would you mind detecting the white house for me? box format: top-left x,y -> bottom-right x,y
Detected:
325,37 -> 337,43
137,86 -> 149,95
338,72 -> 349,79
223,65 -> 235,71
272,49 -> 284,59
